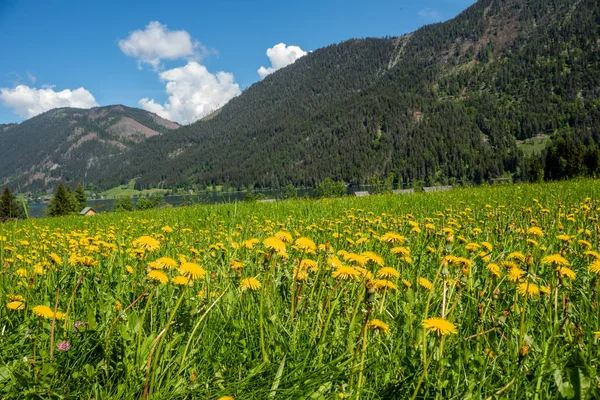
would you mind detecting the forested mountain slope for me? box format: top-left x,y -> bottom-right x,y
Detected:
0,105 -> 179,191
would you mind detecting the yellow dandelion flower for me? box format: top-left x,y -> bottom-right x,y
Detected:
218,396 -> 234,400
172,275 -> 192,285
380,232 -> 405,244
343,252 -> 368,266
294,268 -> 309,281
540,285 -> 551,295
557,266 -> 576,280
6,294 -> 24,301
179,262 -> 206,279
507,252 -> 526,262
32,305 -> 65,320
486,263 -> 501,278
588,261 -> 600,275
161,225 -> 173,233
328,255 -> 343,268
368,319 -> 391,334
264,237 -> 286,253
274,231 -> 293,243
417,277 -> 433,290
402,279 -> 412,288
422,317 -> 457,336
481,242 -> 493,252
391,246 -> 411,257
49,252 -> 62,265
133,236 -> 160,252
465,243 -> 480,252
594,331 -> 600,339
126,265 -> 135,274
16,268 -> 28,277
584,251 -> 600,260
377,267 -> 400,279
507,268 -> 526,282
362,251 -> 384,266
373,279 -> 398,290
241,238 -> 259,249
556,234 -> 573,243
527,239 -> 539,247
578,240 -> 592,249
517,282 -> 540,297
527,227 -> 544,238
155,257 -> 178,269
240,277 -> 261,291
147,270 -> 168,285
300,259 -> 318,271
331,266 -> 361,280
295,237 -> 316,253
6,301 -> 25,310
541,254 -> 570,267
230,261 -> 245,272
114,300 -> 122,311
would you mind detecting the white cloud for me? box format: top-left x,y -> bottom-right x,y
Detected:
119,21 -> 200,70
418,8 -> 442,21
139,61 -> 241,125
0,85 -> 98,119
26,72 -> 36,84
258,43 -> 307,79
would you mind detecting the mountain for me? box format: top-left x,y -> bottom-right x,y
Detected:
3,0 -> 599,192
94,0 -> 597,190
0,105 -> 179,191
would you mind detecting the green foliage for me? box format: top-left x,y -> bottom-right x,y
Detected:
135,197 -> 154,210
314,178 -> 346,198
282,184 -> 298,199
0,187 -> 23,220
47,182 -> 76,217
113,196 -> 134,212
74,184 -> 87,211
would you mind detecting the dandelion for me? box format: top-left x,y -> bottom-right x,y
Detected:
541,254 -> 570,267
147,270 -> 168,285
594,331 -> 600,339
507,268 -> 526,282
527,227 -> 544,237
218,396 -> 234,400
126,265 -> 135,274
331,266 -> 361,280
362,251 -> 384,266
114,300 -> 122,311
373,279 -> 398,290
517,282 -> 540,297
578,240 -> 592,249
49,252 -> 62,265
264,237 -> 286,254
154,257 -> 178,269
391,246 -> 411,257
368,319 -> 391,334
294,268 -> 309,281
343,252 -> 368,266
589,261 -> 600,275
172,275 -> 192,285
465,243 -> 480,252
294,237 -> 317,253
422,317 -> 457,336
6,294 -> 24,301
380,232 -> 405,244
274,231 -> 293,243
133,236 -> 160,252
556,234 -> 573,243
481,242 -> 493,252
32,305 -> 66,320
527,239 -> 539,247
377,267 -> 400,279
240,277 -> 261,291
402,279 -> 412,288
557,266 -> 576,280
417,277 -> 433,290
540,286 -> 551,295
507,252 -> 526,263
6,301 -> 25,310
179,262 -> 206,279
584,251 -> 600,260
486,263 -> 501,278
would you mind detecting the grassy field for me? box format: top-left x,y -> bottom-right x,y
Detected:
1,179 -> 600,399
516,135 -> 551,157
100,180 -> 169,199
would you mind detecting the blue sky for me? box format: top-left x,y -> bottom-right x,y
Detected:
0,0 -> 476,124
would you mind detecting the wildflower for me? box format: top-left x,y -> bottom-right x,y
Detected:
391,246 -> 411,257
486,263 -> 501,278
16,268 -> 28,277
377,267 -> 400,279
49,252 -> 62,265
527,227 -> 544,237
133,236 -> 160,252
294,237 -> 316,253
161,225 -> 173,233
362,251 -> 384,266
527,239 -> 539,247
402,279 -> 412,288
147,270 -> 168,285
594,331 -> 600,339
328,255 -> 343,268
294,268 -> 309,281
507,252 -> 526,263
218,396 -> 234,400
331,266 -> 361,280
230,261 -> 245,272
6,294 -> 24,301
264,237 -> 286,253
417,277 -> 433,290
172,275 -> 192,285
541,254 -> 570,267
274,231 -> 293,243
32,305 -> 66,320
114,300 -> 122,311
154,257 -> 178,269
368,319 -> 391,334
422,317 -> 457,336
241,238 -> 259,249
380,232 -> 405,244
240,277 -> 261,291
557,266 -> 576,280
126,265 -> 135,274
507,268 -> 526,282
481,242 -> 493,252
373,279 -> 398,290
343,252 -> 368,266
300,259 -> 318,271
540,286 -> 551,295
465,243 -> 480,252
56,341 -> 71,352
556,234 -> 573,243
6,301 -> 25,310
73,321 -> 88,332
584,251 -> 600,260
179,262 -> 206,279
517,282 -> 540,297
578,240 -> 592,249
589,261 -> 600,275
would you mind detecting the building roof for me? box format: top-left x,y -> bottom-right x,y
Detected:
79,207 -> 96,215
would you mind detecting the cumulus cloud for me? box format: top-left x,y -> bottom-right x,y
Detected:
119,21 -> 200,70
0,85 -> 98,119
138,61 -> 241,124
418,8 -> 442,21
258,43 -> 307,79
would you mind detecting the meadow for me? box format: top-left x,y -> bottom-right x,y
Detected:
1,179 -> 599,399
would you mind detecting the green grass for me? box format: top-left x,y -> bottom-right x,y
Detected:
516,135 -> 551,157
1,179 -> 599,399
100,179 -> 169,198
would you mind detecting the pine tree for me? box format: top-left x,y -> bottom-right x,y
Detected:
75,184 -> 87,210
47,182 -> 73,217
0,187 -> 22,220
66,186 -> 78,213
